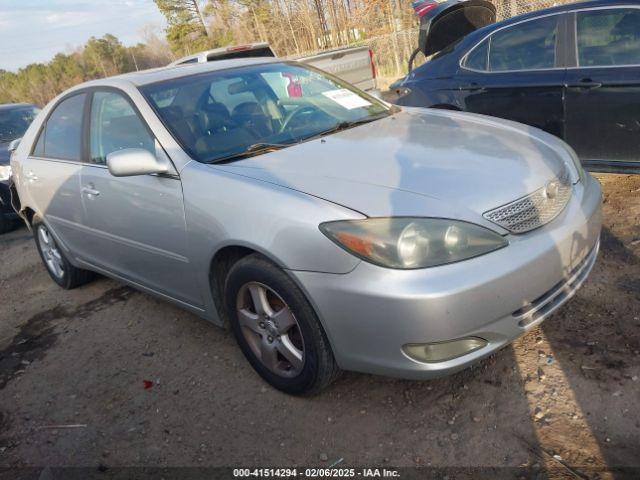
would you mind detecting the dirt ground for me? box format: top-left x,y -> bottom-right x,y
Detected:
0,173 -> 638,477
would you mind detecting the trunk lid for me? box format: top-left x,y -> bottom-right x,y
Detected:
414,0 -> 496,57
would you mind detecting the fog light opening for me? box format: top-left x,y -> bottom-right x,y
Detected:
402,337 -> 488,363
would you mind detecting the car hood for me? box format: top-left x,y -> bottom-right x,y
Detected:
213,108 -> 573,227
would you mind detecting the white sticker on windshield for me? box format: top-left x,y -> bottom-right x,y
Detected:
322,89 -> 372,110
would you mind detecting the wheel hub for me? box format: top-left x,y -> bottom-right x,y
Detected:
236,281 -> 305,378
264,320 -> 279,338
38,225 -> 64,279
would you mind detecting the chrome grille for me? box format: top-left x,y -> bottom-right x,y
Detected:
483,168 -> 572,234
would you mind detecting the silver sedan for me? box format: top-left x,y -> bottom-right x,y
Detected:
10,59 -> 602,394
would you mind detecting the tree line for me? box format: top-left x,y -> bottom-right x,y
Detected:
158,0 -> 422,73
1,0 -> 427,106
0,30 -> 179,106
0,32 -> 174,106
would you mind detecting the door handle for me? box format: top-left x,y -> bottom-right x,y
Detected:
564,79 -> 602,90
81,186 -> 100,197
460,82 -> 485,92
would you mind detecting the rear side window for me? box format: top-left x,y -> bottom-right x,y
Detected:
464,38 -> 489,71
488,16 -> 559,71
577,8 -> 640,67
34,94 -> 86,161
89,91 -> 155,165
207,47 -> 275,61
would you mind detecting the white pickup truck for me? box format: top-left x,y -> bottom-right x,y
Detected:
170,42 -> 378,93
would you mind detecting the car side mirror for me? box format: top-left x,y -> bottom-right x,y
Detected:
8,138 -> 21,153
106,148 -> 169,177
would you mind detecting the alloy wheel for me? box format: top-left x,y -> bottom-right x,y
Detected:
236,282 -> 305,378
38,224 -> 65,279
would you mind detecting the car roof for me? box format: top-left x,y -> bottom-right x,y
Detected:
480,0 -> 636,33
448,0 -> 638,57
170,42 -> 271,65
0,103 -> 38,111
76,57 -> 282,89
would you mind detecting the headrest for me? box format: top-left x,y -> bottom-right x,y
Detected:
232,102 -> 263,118
198,102 -> 231,132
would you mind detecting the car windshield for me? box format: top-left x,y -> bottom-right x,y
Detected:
141,62 -> 391,163
0,105 -> 40,143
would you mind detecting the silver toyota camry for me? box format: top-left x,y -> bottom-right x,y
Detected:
10,59 -> 602,395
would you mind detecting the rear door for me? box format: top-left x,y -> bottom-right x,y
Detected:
23,93 -> 88,255
79,89 -> 200,307
564,6 -> 640,172
457,13 -> 568,139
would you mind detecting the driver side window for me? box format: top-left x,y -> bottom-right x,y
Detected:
89,91 -> 155,165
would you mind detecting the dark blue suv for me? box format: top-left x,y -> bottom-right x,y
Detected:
391,0 -> 640,173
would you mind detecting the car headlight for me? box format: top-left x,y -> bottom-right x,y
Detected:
320,218 -> 508,269
0,165 -> 11,182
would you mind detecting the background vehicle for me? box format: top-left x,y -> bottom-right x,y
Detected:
389,0 -> 640,173
171,42 -> 378,94
11,59 -> 600,395
0,103 -> 40,233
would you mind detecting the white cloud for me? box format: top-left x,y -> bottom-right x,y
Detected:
45,10 -> 98,28
0,0 -> 168,70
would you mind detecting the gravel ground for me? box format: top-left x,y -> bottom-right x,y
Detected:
0,173 -> 638,477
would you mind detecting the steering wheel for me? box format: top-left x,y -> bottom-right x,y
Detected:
279,105 -> 320,134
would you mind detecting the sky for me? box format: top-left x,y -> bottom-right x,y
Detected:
0,0 -> 168,71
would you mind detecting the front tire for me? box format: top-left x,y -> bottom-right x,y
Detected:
224,254 -> 340,395
33,216 -> 94,289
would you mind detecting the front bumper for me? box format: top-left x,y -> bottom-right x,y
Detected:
0,180 -> 18,219
291,174 -> 603,379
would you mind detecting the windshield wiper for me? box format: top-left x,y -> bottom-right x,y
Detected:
209,114 -> 389,164
304,114 -> 390,141
210,142 -> 294,164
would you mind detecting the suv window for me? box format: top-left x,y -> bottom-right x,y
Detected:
89,91 -> 155,165
577,8 -> 640,67
464,37 -> 489,71
488,16 -> 559,71
34,94 -> 86,161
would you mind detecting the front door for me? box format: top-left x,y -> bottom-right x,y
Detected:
564,7 -> 640,172
79,89 -> 201,307
458,13 -> 567,139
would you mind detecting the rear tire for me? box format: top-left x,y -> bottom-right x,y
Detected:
224,254 -> 340,395
33,215 -> 94,289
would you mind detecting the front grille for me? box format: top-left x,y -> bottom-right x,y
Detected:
483,168 -> 572,234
